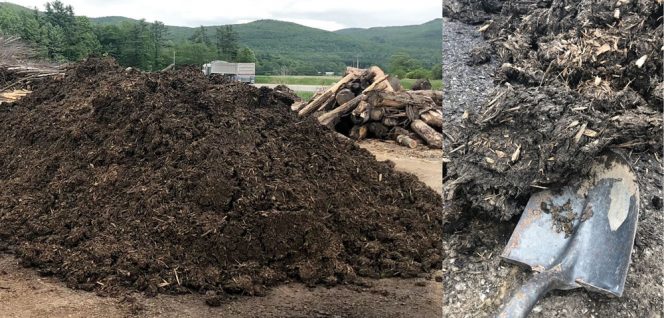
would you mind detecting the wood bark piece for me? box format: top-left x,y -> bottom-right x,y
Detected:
317,95 -> 363,127
298,72 -> 358,117
334,132 -> 352,142
420,110 -> 443,128
160,63 -> 175,72
411,119 -> 443,148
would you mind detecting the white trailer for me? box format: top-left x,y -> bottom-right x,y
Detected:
202,61 -> 256,83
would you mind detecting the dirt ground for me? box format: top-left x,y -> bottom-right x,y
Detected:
0,254 -> 442,318
359,139 -> 442,195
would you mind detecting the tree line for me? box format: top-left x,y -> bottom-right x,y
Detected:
389,53 -> 442,80
0,1 -> 255,71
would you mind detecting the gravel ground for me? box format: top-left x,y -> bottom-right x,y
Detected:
442,17 -> 497,121
442,17 -> 664,318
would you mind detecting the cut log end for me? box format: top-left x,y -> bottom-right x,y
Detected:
396,135 -> 418,149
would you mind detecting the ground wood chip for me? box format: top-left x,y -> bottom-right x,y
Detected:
446,0 -> 663,219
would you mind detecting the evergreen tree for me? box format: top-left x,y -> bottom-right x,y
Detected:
236,47 -> 256,63
43,0 -> 99,61
123,20 -> 151,69
150,21 -> 169,68
189,26 -> 210,46
215,25 -> 238,61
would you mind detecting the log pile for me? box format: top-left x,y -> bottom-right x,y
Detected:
294,66 -> 443,149
0,65 -> 64,104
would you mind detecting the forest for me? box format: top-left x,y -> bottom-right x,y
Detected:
0,1 -> 441,78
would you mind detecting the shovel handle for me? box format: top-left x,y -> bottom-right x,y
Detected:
496,267 -> 562,318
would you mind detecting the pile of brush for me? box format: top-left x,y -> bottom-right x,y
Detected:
293,66 -> 442,149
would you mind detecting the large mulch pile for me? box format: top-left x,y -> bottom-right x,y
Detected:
0,58 -> 441,301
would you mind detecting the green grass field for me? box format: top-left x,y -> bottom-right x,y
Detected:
258,75 -> 442,90
255,75 -> 341,86
296,91 -> 315,101
400,79 -> 443,90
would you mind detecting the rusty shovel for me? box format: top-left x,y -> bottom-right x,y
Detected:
497,152 -> 640,318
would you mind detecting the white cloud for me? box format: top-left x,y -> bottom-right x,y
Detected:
8,0 -> 441,30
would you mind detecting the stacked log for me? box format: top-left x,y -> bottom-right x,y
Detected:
294,66 -> 442,149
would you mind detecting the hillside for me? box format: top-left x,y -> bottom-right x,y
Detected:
89,16 -> 138,25
336,18 -> 442,62
0,1 -> 30,13
87,18 -> 441,72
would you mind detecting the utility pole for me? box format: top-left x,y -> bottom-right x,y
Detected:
173,50 -> 176,65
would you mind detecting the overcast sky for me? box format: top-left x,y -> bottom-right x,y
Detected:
9,0 -> 441,31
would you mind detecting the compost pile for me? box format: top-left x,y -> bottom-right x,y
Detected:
0,58 -> 442,300
295,66 -> 443,149
446,0 -> 663,219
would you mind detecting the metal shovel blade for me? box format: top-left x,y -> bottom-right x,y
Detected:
497,152 -> 640,318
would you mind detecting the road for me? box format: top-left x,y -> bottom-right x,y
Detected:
252,83 -> 329,92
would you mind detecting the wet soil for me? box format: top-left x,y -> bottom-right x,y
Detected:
0,58 -> 442,303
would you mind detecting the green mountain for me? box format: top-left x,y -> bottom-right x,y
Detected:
0,1 -> 30,13
89,16 -> 139,26
192,19 -> 373,73
90,18 -> 441,73
336,19 -> 442,63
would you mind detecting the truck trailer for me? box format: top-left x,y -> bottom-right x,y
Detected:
202,61 -> 256,83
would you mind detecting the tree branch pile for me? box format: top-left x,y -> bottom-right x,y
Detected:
294,66 -> 443,149
0,36 -> 64,96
